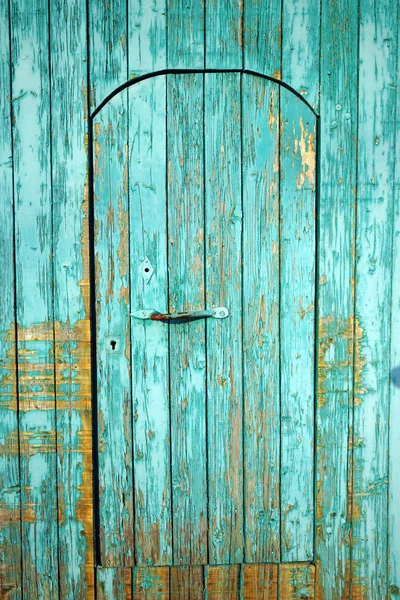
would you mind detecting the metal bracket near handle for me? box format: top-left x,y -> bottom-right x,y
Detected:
131,306 -> 229,324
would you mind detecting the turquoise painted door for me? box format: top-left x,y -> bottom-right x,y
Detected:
92,71 -> 317,568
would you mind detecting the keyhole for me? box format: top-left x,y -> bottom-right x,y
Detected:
110,340 -> 117,351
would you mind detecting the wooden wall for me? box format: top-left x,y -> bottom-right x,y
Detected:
0,0 -> 399,598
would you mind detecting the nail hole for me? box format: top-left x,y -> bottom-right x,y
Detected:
110,340 -> 117,350
144,268 -> 150,272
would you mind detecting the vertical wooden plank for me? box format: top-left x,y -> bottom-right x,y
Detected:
351,1 -> 398,597
281,0 -> 321,110
167,0 -> 204,68
50,0 -> 94,597
280,564 -> 315,599
206,0 -> 243,69
10,0 -> 58,597
128,0 -> 167,77
205,72 -> 243,564
206,566 -> 239,600
129,76 -> 171,566
93,94 -> 133,565
89,0 -> 127,109
243,565 -> 278,600
388,18 -> 400,597
280,89 -> 316,562
97,568 -> 132,600
167,74 -> 207,565
134,567 -> 170,599
170,566 -> 203,599
316,0 -> 358,596
243,0 -> 281,77
0,2 -> 21,597
242,74 -> 280,563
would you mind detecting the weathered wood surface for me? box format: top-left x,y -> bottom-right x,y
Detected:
50,0 -> 94,596
1,1 -> 400,598
11,0 -> 58,597
280,88 -> 316,562
0,1 -> 21,597
316,0 -> 358,597
128,76 -> 171,566
351,1 -> 398,598
389,13 -> 400,598
167,74 -> 208,564
97,568 -> 132,600
242,75 -> 280,563
204,72 -> 244,564
94,90 -> 133,566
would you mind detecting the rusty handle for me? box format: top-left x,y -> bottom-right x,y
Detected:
131,307 -> 229,324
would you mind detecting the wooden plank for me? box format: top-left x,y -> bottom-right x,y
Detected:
97,568 -> 132,600
280,563 -> 315,599
280,88 -> 316,562
241,74 -> 280,563
242,564 -> 278,599
388,17 -> 400,597
0,2 -> 21,597
89,0 -> 127,109
93,93 -> 133,565
10,1 -> 58,597
167,0 -> 204,68
281,0 -> 320,110
129,76 -> 171,566
167,74 -> 207,565
128,0 -> 167,77
49,0 -> 94,596
170,566 -> 203,599
351,1 -> 397,597
206,565 -> 239,600
243,0 -> 281,77
316,0 -> 358,596
134,567 -> 170,599
205,72 -> 243,564
206,0 -> 242,69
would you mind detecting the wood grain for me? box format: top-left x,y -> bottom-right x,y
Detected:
242,74 -> 280,563
167,74 -> 207,565
388,11 -> 400,596
50,0 -> 94,595
351,0 -> 398,597
93,93 -> 133,565
243,0 -> 281,77
206,565 -> 240,599
0,1 -> 21,596
205,72 -> 243,564
11,1 -> 59,597
316,0 -> 358,597
167,0 -> 204,68
280,563 -> 315,599
243,564 -> 278,599
280,88 -> 316,562
170,566 -> 203,599
128,0 -> 167,77
206,0 -> 243,69
134,567 -> 170,599
129,76 -> 171,566
281,0 -> 320,110
89,0 -> 127,109
97,567 -> 132,600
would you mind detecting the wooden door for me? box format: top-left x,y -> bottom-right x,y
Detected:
92,71 -> 317,569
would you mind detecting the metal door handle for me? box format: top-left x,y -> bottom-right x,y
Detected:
131,306 -> 229,324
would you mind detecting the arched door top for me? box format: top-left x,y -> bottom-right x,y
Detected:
91,68 -> 319,119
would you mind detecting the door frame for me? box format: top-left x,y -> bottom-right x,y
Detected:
88,68 -> 320,566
